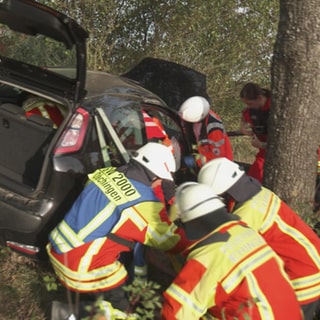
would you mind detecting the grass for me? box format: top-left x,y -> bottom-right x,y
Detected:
0,247 -> 174,320
0,246 -> 73,320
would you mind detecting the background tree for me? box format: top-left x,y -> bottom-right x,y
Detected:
108,0 -> 279,129
40,0 -> 278,128
265,0 -> 320,213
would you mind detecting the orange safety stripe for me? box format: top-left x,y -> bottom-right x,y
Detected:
142,110 -> 173,152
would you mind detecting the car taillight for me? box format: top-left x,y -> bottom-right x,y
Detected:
54,107 -> 89,155
6,241 -> 40,255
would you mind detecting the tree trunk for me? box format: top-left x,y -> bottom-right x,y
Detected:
265,0 -> 320,214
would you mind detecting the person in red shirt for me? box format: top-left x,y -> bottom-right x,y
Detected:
239,83 -> 270,182
198,157 -> 320,320
179,96 -> 233,168
161,182 -> 303,320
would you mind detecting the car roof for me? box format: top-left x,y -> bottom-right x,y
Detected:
83,70 -> 168,108
123,57 -> 209,110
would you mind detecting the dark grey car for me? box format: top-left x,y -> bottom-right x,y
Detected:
0,0 -> 201,259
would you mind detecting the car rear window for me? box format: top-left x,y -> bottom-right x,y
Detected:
0,23 -> 77,79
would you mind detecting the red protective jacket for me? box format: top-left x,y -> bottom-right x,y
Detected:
162,221 -> 302,320
194,110 -> 233,167
229,186 -> 320,306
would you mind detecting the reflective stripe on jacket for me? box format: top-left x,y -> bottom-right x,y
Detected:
142,110 -> 173,152
23,98 -> 65,129
232,186 -> 320,304
47,167 -> 187,293
162,221 -> 302,320
196,110 -> 233,166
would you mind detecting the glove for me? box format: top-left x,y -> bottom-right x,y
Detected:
183,155 -> 196,168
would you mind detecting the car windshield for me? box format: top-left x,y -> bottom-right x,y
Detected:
0,23 -> 77,79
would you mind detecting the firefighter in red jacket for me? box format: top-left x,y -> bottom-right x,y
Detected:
198,157 -> 320,320
239,83 -> 270,182
47,142 -> 189,317
161,182 -> 302,320
179,96 -> 233,168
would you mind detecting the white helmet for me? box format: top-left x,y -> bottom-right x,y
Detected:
179,96 -> 210,122
198,157 -> 244,195
175,182 -> 225,222
132,142 -> 176,181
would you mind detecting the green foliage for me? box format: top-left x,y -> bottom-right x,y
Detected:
123,279 -> 162,319
0,249 -> 66,319
43,274 -> 60,292
37,0 -> 278,98
0,245 -> 11,259
73,279 -> 162,319
34,0 -> 279,141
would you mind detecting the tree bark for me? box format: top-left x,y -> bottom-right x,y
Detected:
265,0 -> 320,212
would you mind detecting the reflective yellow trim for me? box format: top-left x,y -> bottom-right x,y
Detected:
47,243 -> 122,281
113,201 -> 180,251
134,265 -> 148,277
275,214 -> 320,268
53,263 -> 127,292
122,206 -> 148,231
166,283 -> 208,317
246,273 -> 274,319
78,238 -> 105,272
78,202 -> 116,240
292,273 -> 320,302
259,192 -> 281,233
47,243 -> 128,291
146,221 -> 179,244
295,282 -> 320,302
222,245 -> 274,293
49,227 -> 75,253
51,202 -> 117,253
292,272 -> 320,290
57,221 -> 85,248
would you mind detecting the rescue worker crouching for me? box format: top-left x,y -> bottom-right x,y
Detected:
198,157 -> 320,320
161,182 -> 303,320
47,142 -> 190,319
